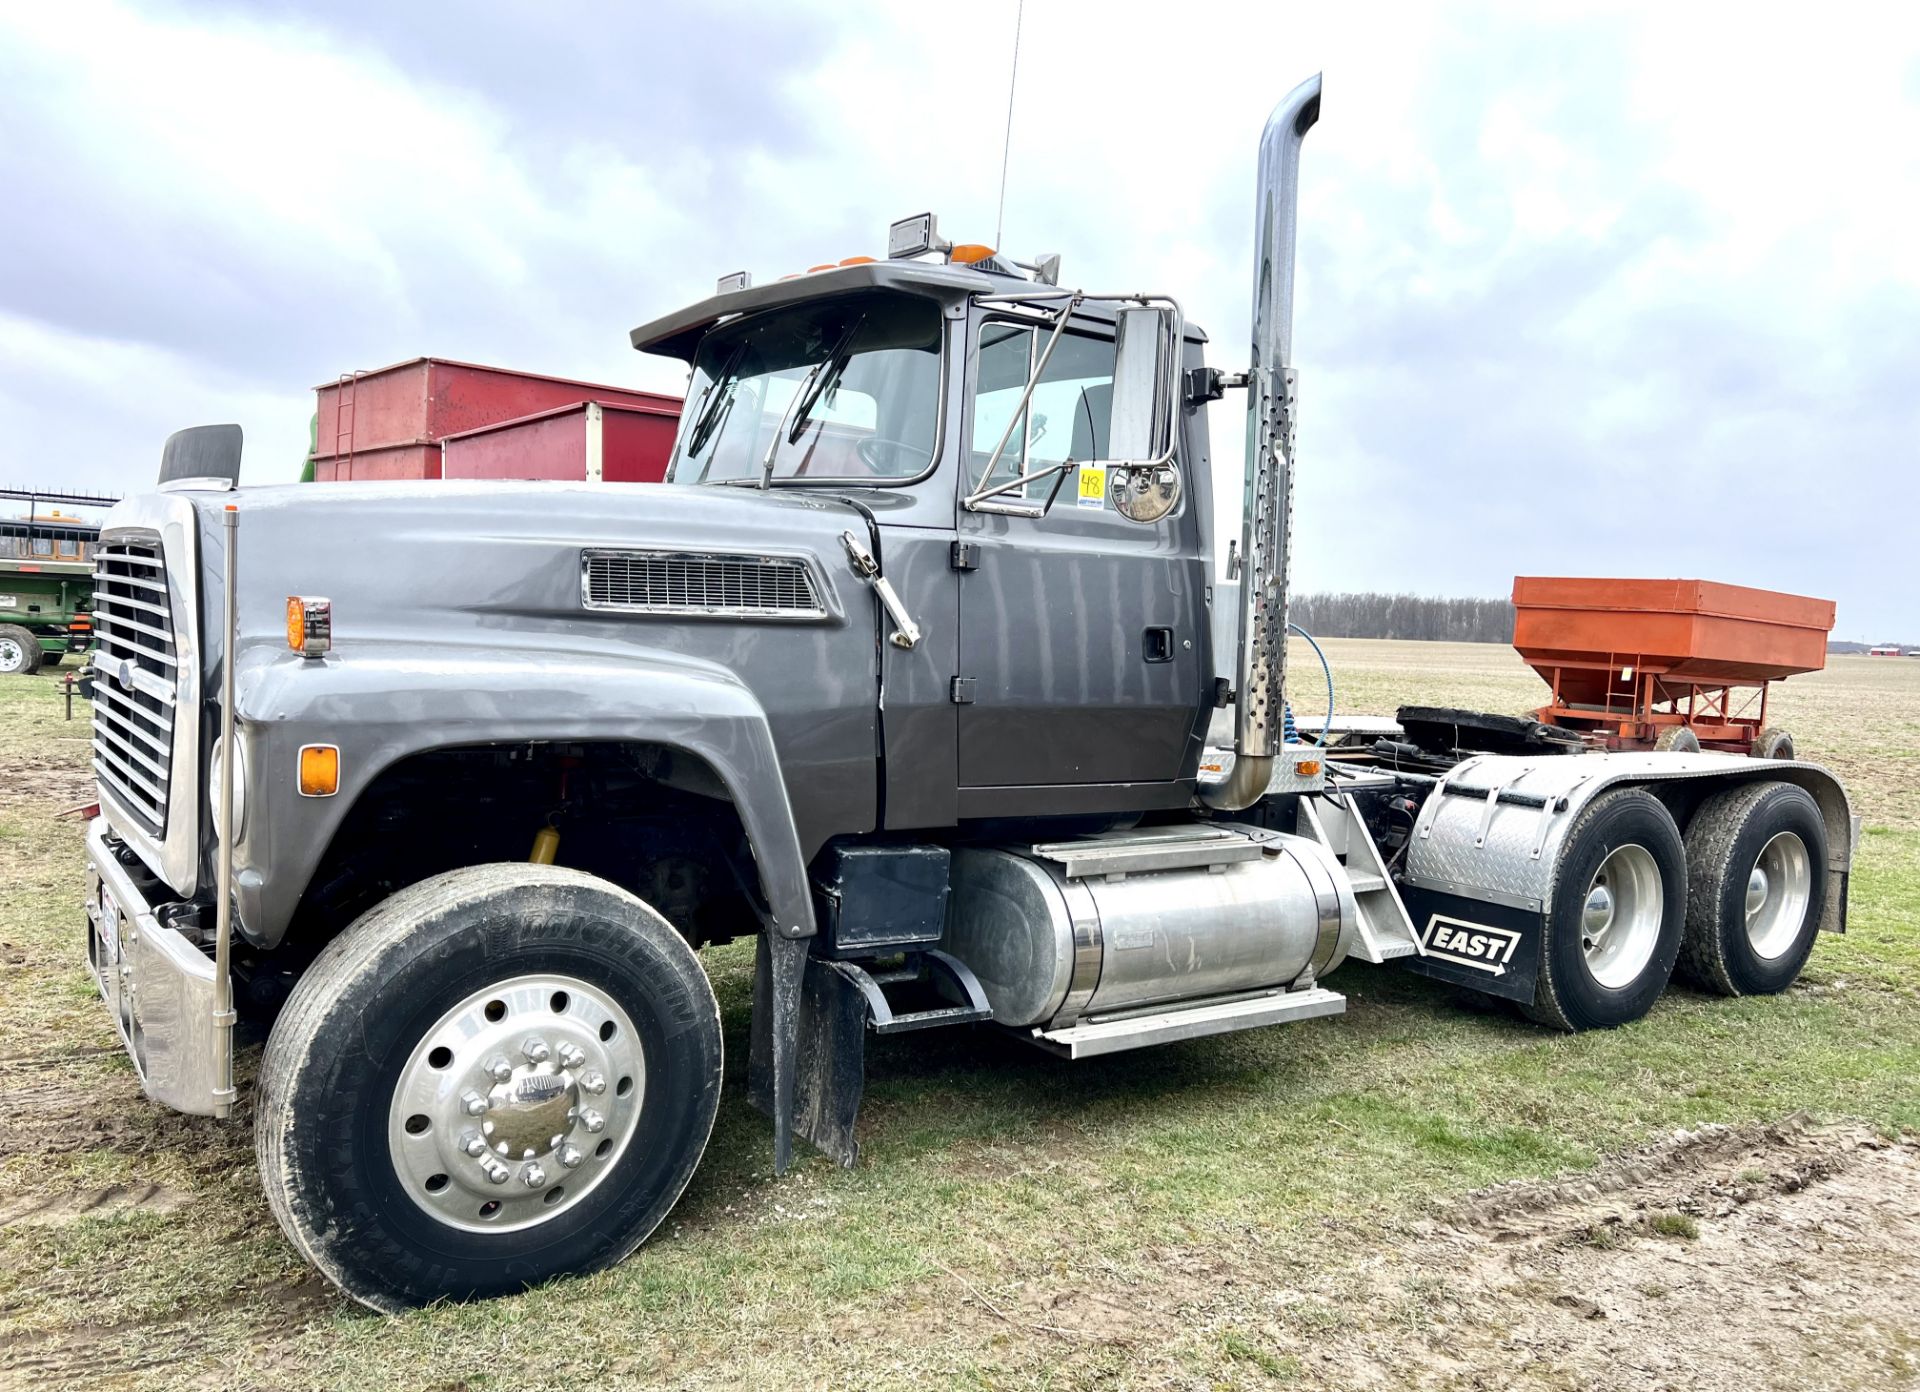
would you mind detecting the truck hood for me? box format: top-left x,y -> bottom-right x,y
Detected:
179,478 -> 876,659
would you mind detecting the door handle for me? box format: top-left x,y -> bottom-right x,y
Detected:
1143,627 -> 1174,663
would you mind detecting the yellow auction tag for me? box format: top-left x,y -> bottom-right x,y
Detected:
1077,464 -> 1107,509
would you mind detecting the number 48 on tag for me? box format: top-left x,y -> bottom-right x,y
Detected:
1076,464 -> 1107,509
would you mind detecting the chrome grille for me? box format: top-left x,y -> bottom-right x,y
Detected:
90,541 -> 178,834
582,549 -> 825,619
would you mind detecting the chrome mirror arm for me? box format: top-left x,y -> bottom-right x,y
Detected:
962,294 -> 1082,511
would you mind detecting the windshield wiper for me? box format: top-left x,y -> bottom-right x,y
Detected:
758,316 -> 866,489
683,343 -> 748,461
786,316 -> 865,448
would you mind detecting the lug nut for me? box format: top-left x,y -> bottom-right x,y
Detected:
482,1157 -> 511,1185
559,1143 -> 585,1169
522,1037 -> 551,1064
579,1107 -> 605,1134
460,1129 -> 487,1158
461,1089 -> 490,1116
486,1055 -> 514,1082
556,1042 -> 586,1070
579,1069 -> 606,1095
522,1163 -> 548,1188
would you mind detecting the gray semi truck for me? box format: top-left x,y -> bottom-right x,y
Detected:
82,76 -> 1856,1311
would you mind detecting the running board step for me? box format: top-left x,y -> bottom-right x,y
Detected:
823,949 -> 994,1034
1298,797 -> 1424,963
1028,987 -> 1346,1059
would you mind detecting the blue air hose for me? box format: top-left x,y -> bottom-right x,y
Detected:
1287,621 -> 1336,747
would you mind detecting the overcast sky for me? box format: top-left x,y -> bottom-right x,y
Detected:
2,1 -> 1915,638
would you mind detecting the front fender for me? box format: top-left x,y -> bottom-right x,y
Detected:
230,639 -> 816,950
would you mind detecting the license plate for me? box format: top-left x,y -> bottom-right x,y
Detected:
97,885 -> 121,966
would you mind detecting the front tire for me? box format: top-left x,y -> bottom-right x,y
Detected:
1678,781 -> 1826,996
1524,788 -> 1686,1031
256,864 -> 723,1312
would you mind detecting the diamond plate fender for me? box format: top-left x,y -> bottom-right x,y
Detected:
1401,752 -> 1856,940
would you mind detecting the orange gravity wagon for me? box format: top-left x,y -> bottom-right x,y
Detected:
1510,577 -> 1835,758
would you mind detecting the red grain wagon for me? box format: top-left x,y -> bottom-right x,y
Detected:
310,357 -> 681,481
1511,577 -> 1835,758
440,400 -> 678,484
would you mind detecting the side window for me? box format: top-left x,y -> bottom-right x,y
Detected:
970,321 -> 1118,505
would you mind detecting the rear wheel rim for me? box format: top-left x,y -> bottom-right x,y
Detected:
1579,844 -> 1662,989
387,972 -> 646,1234
1745,830 -> 1811,960
0,637 -> 23,672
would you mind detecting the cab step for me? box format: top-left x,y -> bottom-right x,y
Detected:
823,948 -> 994,1034
1298,796 -> 1424,963
1028,986 -> 1346,1059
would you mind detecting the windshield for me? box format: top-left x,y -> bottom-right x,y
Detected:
668,293 -> 943,485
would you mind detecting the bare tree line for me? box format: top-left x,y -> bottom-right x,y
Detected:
1290,592 -> 1516,644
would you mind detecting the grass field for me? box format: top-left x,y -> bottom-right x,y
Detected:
0,643 -> 1915,1390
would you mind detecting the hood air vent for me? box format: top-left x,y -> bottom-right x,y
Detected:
581,549 -> 826,620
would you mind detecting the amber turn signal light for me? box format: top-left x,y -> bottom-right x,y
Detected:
287,596 -> 332,657
298,744 -> 340,797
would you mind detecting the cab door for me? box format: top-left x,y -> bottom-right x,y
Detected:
953,312 -> 1208,812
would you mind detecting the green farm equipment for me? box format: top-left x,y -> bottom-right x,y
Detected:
0,487 -> 118,675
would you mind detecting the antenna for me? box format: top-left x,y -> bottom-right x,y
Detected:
994,0 -> 1025,252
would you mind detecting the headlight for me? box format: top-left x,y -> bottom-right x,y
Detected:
209,736 -> 247,841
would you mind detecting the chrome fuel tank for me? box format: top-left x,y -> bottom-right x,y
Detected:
943,828 -> 1355,1029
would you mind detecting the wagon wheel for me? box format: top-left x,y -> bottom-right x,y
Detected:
1749,727 -> 1795,760
0,625 -> 42,676
1653,726 -> 1700,753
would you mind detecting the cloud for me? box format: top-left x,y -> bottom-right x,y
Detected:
0,0 -> 1915,637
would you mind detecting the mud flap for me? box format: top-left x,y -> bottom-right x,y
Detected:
749,937 -> 870,1171
1394,884 -> 1544,1005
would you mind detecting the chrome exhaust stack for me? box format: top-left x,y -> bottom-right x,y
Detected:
1202,73 -> 1321,811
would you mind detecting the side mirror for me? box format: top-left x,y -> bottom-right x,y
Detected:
1101,305 -> 1180,523
159,424 -> 243,487
1106,306 -> 1174,461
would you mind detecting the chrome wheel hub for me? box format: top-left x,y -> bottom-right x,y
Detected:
1579,844 -> 1662,990
388,973 -> 644,1233
1745,830 -> 1811,960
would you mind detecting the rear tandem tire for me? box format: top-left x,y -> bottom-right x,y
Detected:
1749,727 -> 1796,760
0,625 -> 42,676
1678,781 -> 1827,996
1653,726 -> 1700,753
255,863 -> 723,1312
1523,788 -> 1686,1032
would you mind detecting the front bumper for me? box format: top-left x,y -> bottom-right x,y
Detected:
84,818 -> 232,1117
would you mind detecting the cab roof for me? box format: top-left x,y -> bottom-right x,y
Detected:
630,260 -> 1208,362
630,262 -> 992,361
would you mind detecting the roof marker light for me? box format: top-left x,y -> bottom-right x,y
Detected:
716,270 -> 751,293
948,244 -> 995,265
